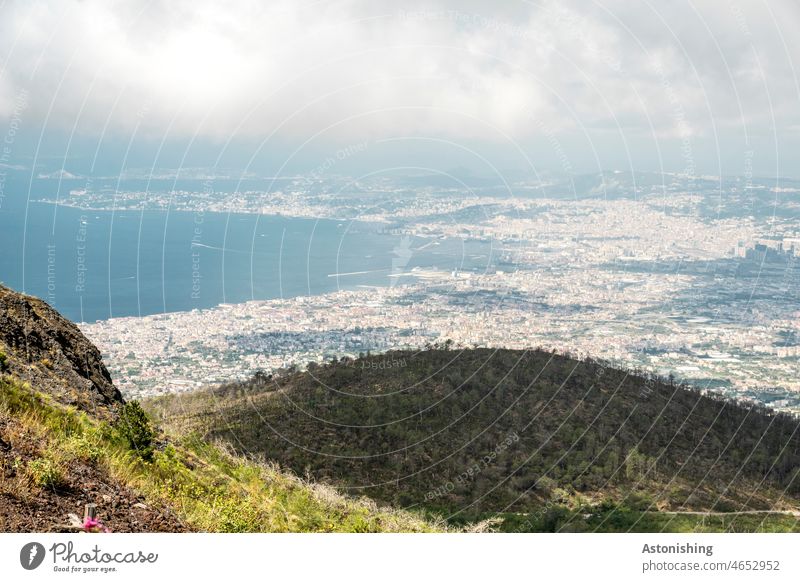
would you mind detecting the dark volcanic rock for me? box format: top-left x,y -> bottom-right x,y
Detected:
0,284 -> 123,417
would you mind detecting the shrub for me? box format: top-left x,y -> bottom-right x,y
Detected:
0,351 -> 8,373
348,515 -> 379,533
61,432 -> 102,463
116,401 -> 155,461
27,457 -> 65,489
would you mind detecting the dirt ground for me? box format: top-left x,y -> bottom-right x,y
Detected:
0,419 -> 191,533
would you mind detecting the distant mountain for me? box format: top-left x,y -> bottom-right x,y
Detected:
148,347 -> 800,532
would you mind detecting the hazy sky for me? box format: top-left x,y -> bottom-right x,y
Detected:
2,0 -> 800,178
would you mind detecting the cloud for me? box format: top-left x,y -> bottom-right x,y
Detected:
0,0 -> 798,147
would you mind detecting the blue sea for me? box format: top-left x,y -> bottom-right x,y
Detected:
0,178 -> 496,322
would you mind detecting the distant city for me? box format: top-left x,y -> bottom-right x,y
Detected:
37,170 -> 797,416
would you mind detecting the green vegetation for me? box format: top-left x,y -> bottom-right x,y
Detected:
60,432 -> 104,463
498,504 -> 800,533
0,377 -> 448,532
147,347 -> 800,532
116,401 -> 155,461
26,457 -> 66,489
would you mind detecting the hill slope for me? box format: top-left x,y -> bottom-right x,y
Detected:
148,348 -> 800,532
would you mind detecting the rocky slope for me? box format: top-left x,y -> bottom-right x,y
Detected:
0,284 -> 122,418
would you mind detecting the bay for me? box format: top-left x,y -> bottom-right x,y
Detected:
0,198 -> 494,322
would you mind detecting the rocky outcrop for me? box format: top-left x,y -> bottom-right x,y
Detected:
0,285 -> 123,417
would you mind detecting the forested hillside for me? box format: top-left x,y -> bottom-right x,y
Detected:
148,347 -> 800,532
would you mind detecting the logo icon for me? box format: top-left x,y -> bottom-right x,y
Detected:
20,542 -> 46,570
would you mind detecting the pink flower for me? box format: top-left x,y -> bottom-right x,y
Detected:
83,517 -> 110,533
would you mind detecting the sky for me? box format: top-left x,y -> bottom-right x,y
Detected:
1,0 -> 800,179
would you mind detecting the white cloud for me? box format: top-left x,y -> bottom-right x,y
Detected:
0,0 -> 798,145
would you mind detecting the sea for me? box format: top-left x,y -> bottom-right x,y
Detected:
0,177 -> 496,322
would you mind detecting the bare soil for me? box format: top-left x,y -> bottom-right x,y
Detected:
0,417 -> 191,533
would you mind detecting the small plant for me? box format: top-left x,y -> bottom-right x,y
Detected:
62,432 -> 102,463
27,457 -> 65,489
116,401 -> 155,461
0,351 -> 8,373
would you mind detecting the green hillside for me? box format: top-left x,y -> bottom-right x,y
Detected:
147,347 -> 800,532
